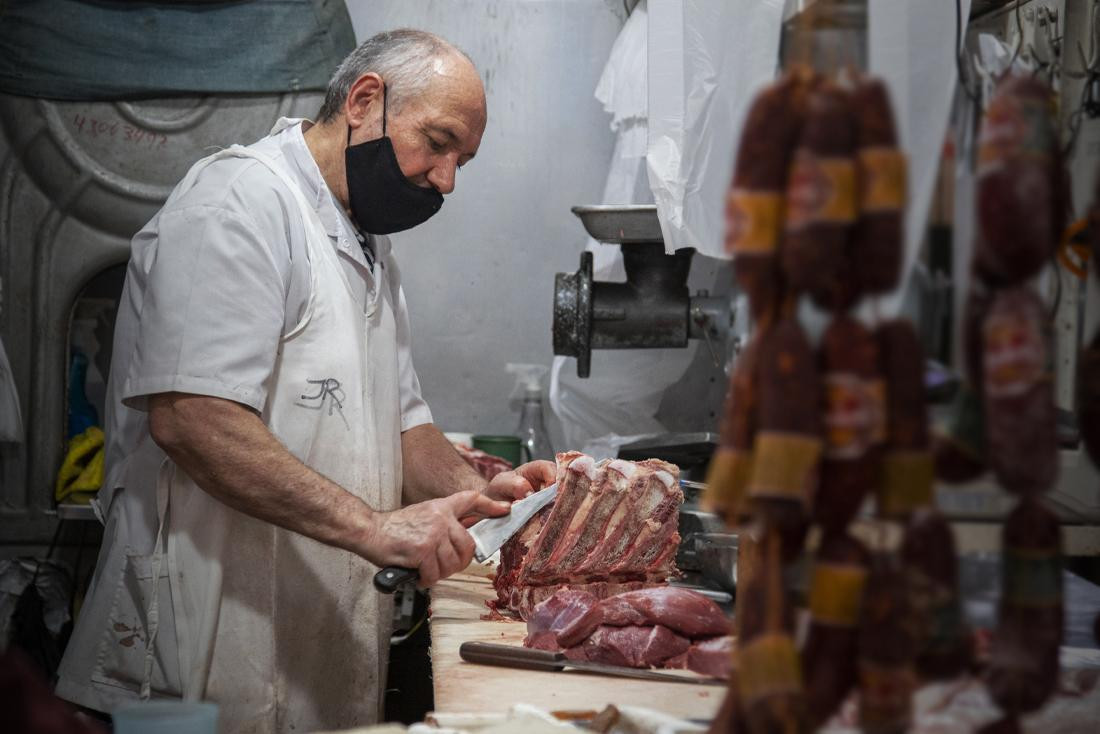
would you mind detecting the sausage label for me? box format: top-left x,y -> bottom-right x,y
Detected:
786,151 -> 858,230
726,189 -> 783,255
749,431 -> 822,504
809,562 -> 867,627
859,147 -> 907,213
824,373 -> 874,459
978,93 -> 1055,178
1003,548 -> 1063,607
737,633 -> 802,705
984,307 -> 1044,399
703,447 -> 753,516
878,450 -> 934,516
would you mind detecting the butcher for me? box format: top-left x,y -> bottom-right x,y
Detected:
55,29 -> 555,732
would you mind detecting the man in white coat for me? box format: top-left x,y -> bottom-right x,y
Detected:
56,29 -> 554,732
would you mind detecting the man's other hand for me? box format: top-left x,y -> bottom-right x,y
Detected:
483,460 -> 556,504
365,490 -> 508,587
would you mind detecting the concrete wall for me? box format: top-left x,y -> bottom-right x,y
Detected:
346,0 -> 630,439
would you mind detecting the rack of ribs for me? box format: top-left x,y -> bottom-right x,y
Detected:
491,451 -> 684,619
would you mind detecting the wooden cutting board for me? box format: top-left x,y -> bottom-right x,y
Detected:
429,563 -> 727,720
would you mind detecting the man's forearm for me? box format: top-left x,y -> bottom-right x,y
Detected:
400,423 -> 486,504
149,392 -> 377,559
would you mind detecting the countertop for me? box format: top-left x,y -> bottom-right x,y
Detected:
427,562 -> 727,720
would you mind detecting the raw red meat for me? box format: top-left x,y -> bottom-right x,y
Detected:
667,636 -> 736,678
564,624 -> 691,668
453,443 -> 513,480
556,587 -> 730,648
493,452 -> 683,618
685,636 -> 735,678
524,587 -> 731,677
523,589 -> 596,650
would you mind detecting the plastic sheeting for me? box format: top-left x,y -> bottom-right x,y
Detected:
646,0 -> 786,259
549,1 -> 702,455
868,0 -> 972,318
643,0 -> 974,313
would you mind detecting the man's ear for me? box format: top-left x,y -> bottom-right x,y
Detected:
345,72 -> 385,132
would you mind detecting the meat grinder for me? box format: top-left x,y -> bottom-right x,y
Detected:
552,205 -> 731,378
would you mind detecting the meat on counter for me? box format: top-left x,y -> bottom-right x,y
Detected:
524,586 -> 733,678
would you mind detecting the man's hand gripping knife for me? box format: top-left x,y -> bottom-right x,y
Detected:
149,394 -> 554,588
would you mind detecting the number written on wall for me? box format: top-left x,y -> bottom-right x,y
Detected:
72,114 -> 167,147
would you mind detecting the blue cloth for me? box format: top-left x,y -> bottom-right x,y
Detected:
0,0 -> 355,100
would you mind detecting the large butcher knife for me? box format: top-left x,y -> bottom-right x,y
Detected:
459,641 -> 726,685
373,483 -> 558,593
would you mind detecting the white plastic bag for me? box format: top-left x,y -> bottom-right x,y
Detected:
867,0 -> 973,318
646,0 -> 785,259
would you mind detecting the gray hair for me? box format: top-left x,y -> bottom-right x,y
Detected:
317,29 -> 472,123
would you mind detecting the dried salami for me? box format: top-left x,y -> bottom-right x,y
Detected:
857,555 -> 916,734
852,77 -> 905,296
749,318 -> 822,560
985,498 -> 1063,719
735,525 -> 808,734
706,336 -> 763,525
875,321 -> 934,519
815,316 -> 880,531
728,71 -> 809,322
901,508 -> 970,680
976,75 -> 1060,286
982,287 -> 1058,495
781,81 -> 858,306
802,532 -> 870,727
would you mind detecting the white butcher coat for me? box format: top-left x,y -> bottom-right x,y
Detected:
56,119 -> 433,732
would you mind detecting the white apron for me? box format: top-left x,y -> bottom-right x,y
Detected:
141,145 -> 403,732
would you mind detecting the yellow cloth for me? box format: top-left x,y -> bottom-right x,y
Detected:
55,426 -> 104,503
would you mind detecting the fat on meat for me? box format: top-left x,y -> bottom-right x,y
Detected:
495,452 -> 683,619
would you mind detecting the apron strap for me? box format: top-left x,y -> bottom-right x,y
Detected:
140,458 -> 173,700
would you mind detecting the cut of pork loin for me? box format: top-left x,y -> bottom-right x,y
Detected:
493,452 -> 683,618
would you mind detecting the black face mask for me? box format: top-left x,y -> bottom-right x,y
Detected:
345,86 -> 443,234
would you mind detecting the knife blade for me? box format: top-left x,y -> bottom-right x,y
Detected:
470,482 -> 558,562
459,641 -> 725,686
373,483 -> 559,594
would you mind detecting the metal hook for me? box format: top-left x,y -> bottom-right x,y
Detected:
1065,1 -> 1100,78
1004,0 -> 1024,72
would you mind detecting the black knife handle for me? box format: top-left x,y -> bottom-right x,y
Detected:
374,566 -> 418,593
459,641 -> 565,672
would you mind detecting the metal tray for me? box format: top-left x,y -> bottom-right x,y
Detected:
571,205 -> 663,244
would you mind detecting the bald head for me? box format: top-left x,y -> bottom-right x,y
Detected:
318,29 -> 485,123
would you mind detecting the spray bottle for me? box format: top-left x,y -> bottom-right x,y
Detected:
506,363 -> 554,462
